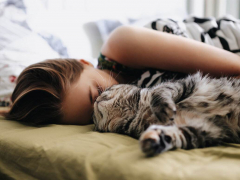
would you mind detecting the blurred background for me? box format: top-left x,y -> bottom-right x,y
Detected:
0,0 -> 240,107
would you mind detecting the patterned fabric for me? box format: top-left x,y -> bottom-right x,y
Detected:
98,53 -> 187,87
97,53 -> 145,76
134,70 -> 187,88
98,15 -> 240,88
146,16 -> 240,55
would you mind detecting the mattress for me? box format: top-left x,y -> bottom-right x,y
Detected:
0,115 -> 240,180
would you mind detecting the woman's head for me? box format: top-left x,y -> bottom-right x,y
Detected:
5,58 -> 84,125
61,59 -> 119,125
5,58 -> 118,125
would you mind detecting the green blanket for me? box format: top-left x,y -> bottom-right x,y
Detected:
1,116 -> 240,180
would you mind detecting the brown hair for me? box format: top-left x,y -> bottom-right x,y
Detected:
4,59 -> 84,125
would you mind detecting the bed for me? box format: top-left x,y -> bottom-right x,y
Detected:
1,1 -> 240,179
1,111 -> 240,180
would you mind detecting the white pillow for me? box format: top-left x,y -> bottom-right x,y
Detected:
0,17 -> 60,106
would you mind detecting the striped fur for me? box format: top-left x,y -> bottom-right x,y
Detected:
93,72 -> 240,156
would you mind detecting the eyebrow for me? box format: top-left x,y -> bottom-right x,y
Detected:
89,87 -> 92,104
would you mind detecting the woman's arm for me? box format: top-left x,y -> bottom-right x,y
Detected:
101,26 -> 240,78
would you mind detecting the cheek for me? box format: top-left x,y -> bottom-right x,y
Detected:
77,105 -> 93,124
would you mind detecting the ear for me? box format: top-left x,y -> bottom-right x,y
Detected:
79,59 -> 94,67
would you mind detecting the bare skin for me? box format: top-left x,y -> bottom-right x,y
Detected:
61,26 -> 240,125
102,26 -> 240,77
61,60 -> 121,125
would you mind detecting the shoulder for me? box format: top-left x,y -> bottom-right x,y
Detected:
101,25 -> 144,68
101,25 -> 134,58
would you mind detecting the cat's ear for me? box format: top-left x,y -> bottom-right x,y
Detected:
150,94 -> 176,123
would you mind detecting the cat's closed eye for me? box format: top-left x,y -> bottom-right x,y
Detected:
97,94 -> 110,102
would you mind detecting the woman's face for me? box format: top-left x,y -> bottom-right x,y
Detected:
61,60 -> 119,125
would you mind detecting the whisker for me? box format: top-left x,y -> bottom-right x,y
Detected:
113,71 -> 121,83
99,66 -> 107,91
107,70 -> 113,90
90,78 -> 101,87
90,78 -> 104,94
95,70 -> 107,85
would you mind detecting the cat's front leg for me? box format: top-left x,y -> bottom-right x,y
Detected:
150,86 -> 177,123
139,125 -> 186,156
139,122 -> 233,156
150,73 -> 199,123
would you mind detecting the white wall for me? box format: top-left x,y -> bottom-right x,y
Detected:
226,0 -> 240,18
23,0 -> 188,59
188,0 -> 240,19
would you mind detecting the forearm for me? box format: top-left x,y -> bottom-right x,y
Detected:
101,26 -> 240,77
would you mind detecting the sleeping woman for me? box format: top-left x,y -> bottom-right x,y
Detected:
3,19 -> 240,126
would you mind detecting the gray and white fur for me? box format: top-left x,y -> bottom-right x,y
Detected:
93,72 -> 240,156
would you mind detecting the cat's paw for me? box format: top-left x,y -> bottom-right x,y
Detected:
150,96 -> 177,123
139,125 -> 181,156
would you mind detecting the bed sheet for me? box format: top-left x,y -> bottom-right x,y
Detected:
0,116 -> 240,180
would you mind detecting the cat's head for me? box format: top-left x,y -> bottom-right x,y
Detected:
93,84 -> 159,138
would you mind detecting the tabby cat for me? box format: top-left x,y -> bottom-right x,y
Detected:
93,72 -> 240,156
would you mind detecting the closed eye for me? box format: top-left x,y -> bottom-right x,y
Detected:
89,87 -> 93,104
92,86 -> 102,103
97,86 -> 103,96
100,94 -> 110,101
